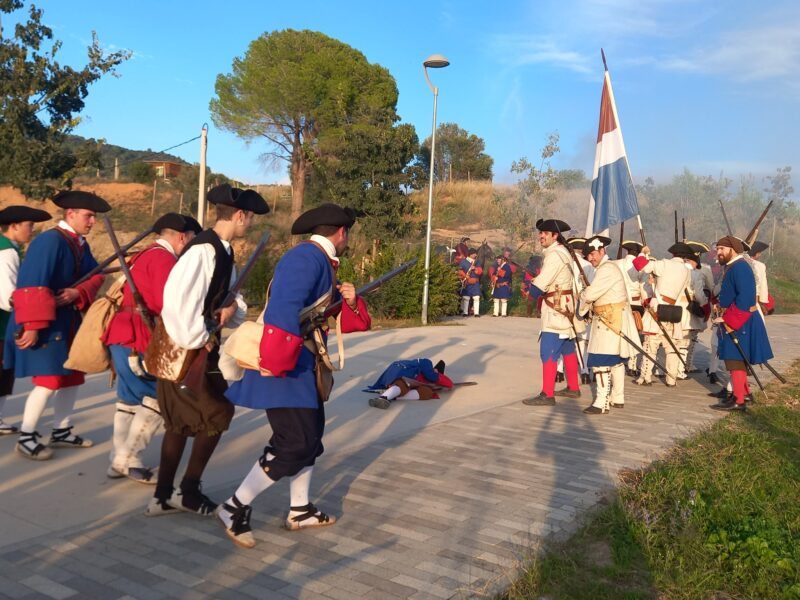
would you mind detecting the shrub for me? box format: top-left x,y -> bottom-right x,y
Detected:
129,161 -> 156,183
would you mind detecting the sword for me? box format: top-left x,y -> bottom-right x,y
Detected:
723,326 -> 767,396
594,312 -> 669,375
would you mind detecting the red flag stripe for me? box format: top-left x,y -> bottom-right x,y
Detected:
596,75 -> 617,143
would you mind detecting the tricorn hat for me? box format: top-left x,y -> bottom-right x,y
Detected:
582,235 -> 612,257
566,237 -> 586,250
668,242 -> 696,258
749,240 -> 769,255
52,190 -> 111,213
0,205 -> 52,225
467,247 -> 479,256
621,239 -> 644,253
207,184 -> 269,215
152,212 -> 203,234
685,240 -> 709,254
291,203 -> 356,235
536,218 -> 570,234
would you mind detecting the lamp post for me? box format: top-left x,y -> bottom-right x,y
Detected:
421,54 -> 450,325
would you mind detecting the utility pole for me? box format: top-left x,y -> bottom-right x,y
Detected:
197,124 -> 208,227
114,158 -> 119,181
150,179 -> 157,215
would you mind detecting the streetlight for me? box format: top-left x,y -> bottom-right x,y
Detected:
421,53 -> 450,325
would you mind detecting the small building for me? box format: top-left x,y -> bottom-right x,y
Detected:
143,160 -> 184,179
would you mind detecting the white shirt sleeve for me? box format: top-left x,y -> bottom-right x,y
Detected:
0,248 -> 19,312
161,244 -> 216,349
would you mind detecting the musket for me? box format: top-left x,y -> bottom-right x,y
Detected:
718,198 -> 734,236
645,307 -> 688,370
674,211 -> 679,244
180,230 -> 271,395
595,312 -> 669,375
102,217 -> 155,332
682,217 -> 686,241
72,227 -> 155,287
616,221 -> 625,259
744,200 -> 773,247
556,236 -> 588,371
301,259 -> 418,336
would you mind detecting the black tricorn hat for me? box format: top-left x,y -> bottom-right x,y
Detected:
467,247 -> 479,256
52,190 -> 111,213
582,235 -> 612,257
566,236 -> 586,250
750,240 -> 769,255
0,205 -> 52,225
536,218 -> 570,233
152,212 -> 202,234
621,239 -> 644,253
207,184 -> 269,215
668,242 -> 696,258
291,203 -> 356,235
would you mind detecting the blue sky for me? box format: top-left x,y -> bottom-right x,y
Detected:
13,0 -> 800,189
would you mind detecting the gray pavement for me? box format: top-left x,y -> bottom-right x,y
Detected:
0,314 -> 797,599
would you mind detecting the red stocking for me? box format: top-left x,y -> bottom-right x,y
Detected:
542,360 -> 558,397
730,369 -> 747,405
563,353 -> 580,391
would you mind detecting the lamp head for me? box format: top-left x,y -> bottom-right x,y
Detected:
423,54 -> 450,69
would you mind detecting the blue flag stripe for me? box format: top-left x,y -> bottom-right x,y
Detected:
591,156 -> 639,232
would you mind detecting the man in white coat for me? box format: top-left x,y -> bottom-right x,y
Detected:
615,240 -> 647,376
578,236 -> 638,414
632,243 -> 694,387
522,219 -> 584,406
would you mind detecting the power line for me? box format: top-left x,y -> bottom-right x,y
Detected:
97,134 -> 202,171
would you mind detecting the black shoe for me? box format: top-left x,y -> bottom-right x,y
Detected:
580,373 -> 592,385
708,371 -> 719,385
474,314 -> 481,318
433,360 -> 446,374
369,396 -> 392,409
554,388 -> 581,398
625,368 -> 640,378
610,403 -> 625,409
556,372 -> 565,383
707,388 -> 728,399
711,401 -> 746,412
522,392 -> 555,406
583,405 -> 607,415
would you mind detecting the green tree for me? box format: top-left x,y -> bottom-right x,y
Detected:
305,122 -> 420,238
211,29 -> 400,222
417,122 -> 493,182
503,132 -> 561,240
764,166 -> 796,222
129,161 -> 155,184
0,1 -> 129,198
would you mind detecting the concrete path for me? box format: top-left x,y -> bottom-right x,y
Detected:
0,314 -> 796,599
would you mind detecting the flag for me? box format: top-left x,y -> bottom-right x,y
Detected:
585,66 -> 641,236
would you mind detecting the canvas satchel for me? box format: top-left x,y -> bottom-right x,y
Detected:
63,275 -> 126,373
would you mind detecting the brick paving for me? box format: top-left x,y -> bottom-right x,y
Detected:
0,315 -> 797,599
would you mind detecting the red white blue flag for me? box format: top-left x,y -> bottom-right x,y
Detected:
584,65 -> 640,236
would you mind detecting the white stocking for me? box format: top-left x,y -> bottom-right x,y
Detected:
21,386 -> 54,433
461,297 -> 470,315
232,455 -> 276,506
382,385 -> 402,400
52,386 -> 79,430
289,466 -> 313,507
110,402 -> 136,463
493,299 -> 500,316
397,390 -> 421,400
500,299 -> 508,316
472,296 -> 480,315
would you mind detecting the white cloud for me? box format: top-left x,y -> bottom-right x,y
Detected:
663,22 -> 800,83
490,35 -> 593,74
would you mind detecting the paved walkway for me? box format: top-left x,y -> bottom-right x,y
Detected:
0,315 -> 797,600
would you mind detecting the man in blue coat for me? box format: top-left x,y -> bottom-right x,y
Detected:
458,248 -> 483,317
6,191 -> 110,460
218,203 -> 371,548
365,358 -> 453,409
711,236 -> 773,412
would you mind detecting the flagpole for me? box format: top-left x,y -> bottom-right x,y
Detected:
600,49 -> 647,246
